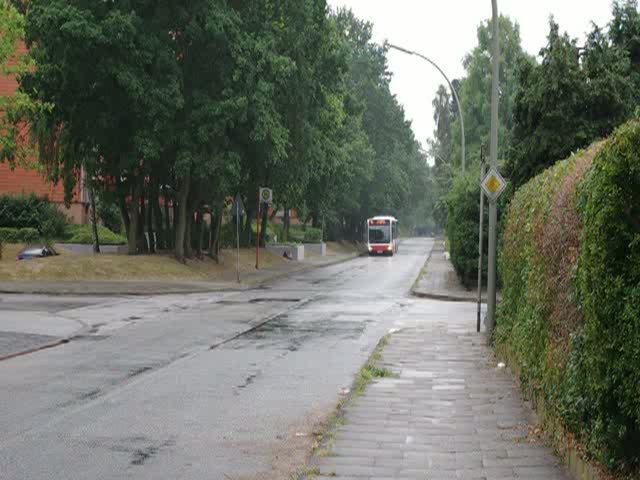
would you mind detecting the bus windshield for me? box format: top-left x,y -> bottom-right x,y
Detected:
369,224 -> 391,244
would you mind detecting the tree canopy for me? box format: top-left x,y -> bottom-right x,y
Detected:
8,1 -> 430,256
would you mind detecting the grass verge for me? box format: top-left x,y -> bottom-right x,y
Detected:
0,243 -> 288,282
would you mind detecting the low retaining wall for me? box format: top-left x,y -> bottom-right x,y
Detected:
266,244 -> 304,261
56,243 -> 126,255
303,242 -> 326,256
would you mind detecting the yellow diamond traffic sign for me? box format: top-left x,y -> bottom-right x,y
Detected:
481,168 -> 507,202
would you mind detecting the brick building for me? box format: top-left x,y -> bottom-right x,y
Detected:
0,42 -> 88,224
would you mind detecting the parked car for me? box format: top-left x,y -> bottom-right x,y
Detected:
16,245 -> 58,261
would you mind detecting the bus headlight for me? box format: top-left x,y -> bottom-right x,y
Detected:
387,245 -> 392,251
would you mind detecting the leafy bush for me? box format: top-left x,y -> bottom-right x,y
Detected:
0,227 -> 40,243
97,197 -> 122,234
497,122 -> 640,474
445,172 -> 509,288
60,224 -> 126,245
0,194 -> 68,238
303,227 -> 322,243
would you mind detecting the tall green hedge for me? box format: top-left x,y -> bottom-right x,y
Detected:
497,121 -> 640,473
571,121 -> 640,469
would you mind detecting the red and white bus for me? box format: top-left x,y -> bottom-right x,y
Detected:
367,216 -> 399,256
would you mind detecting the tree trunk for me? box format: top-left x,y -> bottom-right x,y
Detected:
146,183 -> 155,254
174,171 -> 190,262
127,179 -> 142,255
139,191 -> 147,253
164,190 -> 172,249
184,209 -> 194,259
89,182 -> 100,253
283,207 -> 290,242
194,207 -> 203,258
153,182 -> 164,250
209,204 -> 224,262
173,202 -> 179,249
120,198 -> 130,241
244,207 -> 253,247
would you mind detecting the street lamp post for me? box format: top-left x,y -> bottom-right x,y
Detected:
486,0 -> 500,335
388,44 -> 466,174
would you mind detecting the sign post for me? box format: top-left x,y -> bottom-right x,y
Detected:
256,188 -> 273,270
481,163 -> 506,334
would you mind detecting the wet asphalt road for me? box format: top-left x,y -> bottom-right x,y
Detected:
0,238 -> 433,480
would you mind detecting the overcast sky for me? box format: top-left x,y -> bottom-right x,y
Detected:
326,0 -> 614,153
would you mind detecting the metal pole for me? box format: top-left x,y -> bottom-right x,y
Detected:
477,145 -> 486,332
387,44 -> 466,173
236,201 -> 240,283
486,0 -> 500,335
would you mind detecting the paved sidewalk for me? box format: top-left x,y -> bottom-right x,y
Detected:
307,301 -> 572,479
0,251 -> 361,296
412,240 -> 494,303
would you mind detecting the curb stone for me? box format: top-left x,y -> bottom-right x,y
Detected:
410,239 -> 499,303
0,322 -> 93,362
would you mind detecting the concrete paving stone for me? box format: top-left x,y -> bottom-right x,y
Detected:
330,447 -> 405,459
514,465 -> 573,478
320,464 -> 398,477
332,440 -> 381,451
315,477 -> 361,480
505,446 -> 554,458
340,426 -> 412,436
338,432 -> 407,443
373,457 -> 428,469
455,467 -> 516,479
314,456 -> 375,467
482,455 -> 559,468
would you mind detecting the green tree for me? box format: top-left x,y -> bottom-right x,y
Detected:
610,0 -> 640,97
447,16 -> 531,172
19,0 -> 183,254
507,19 -> 635,187
0,0 -> 41,165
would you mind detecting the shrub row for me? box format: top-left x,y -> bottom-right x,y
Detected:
496,121 -> 640,473
59,224 -> 126,245
0,227 -> 40,243
0,193 -> 67,238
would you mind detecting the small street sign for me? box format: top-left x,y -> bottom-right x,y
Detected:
233,193 -> 245,217
259,187 -> 273,205
481,167 -> 507,202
